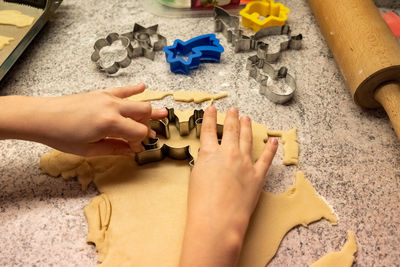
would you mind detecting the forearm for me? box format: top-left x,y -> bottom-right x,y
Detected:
179,213 -> 249,267
0,95 -> 48,142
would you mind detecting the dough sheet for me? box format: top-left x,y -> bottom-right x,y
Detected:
40,114 -> 340,266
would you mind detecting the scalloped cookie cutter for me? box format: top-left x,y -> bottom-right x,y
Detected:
91,33 -> 133,75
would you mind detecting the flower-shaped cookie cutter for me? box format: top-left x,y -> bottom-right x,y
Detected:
239,0 -> 290,32
247,55 -> 296,104
91,33 -> 134,75
163,34 -> 224,75
136,108 -> 223,166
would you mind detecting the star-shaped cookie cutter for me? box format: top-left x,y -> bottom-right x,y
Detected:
214,6 -> 302,61
91,24 -> 167,74
247,55 -> 296,104
135,108 -> 223,166
163,34 -> 224,75
121,24 -> 167,60
239,0 -> 290,32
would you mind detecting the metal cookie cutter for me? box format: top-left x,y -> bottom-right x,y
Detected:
214,6 -> 240,43
91,24 -> 167,74
239,0 -> 290,32
247,55 -> 296,104
163,34 -> 224,75
136,108 -> 223,166
91,33 -> 134,75
121,23 -> 167,60
214,6 -> 302,60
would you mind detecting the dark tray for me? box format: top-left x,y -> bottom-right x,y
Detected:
0,0 -> 62,81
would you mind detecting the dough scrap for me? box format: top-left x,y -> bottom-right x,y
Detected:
173,90 -> 228,103
239,171 -> 338,266
268,128 -> 299,165
40,113 -> 338,267
128,89 -> 172,102
0,10 -> 35,28
127,89 -> 228,104
0,36 -> 14,50
310,231 -> 357,267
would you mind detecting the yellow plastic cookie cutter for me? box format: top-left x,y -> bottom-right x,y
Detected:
240,0 -> 290,32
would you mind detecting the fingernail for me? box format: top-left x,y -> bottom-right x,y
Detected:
229,107 -> 238,114
242,116 -> 251,122
149,129 -> 156,138
269,138 -> 278,145
206,106 -> 216,112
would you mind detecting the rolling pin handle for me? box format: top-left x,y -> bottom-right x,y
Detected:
374,82 -> 400,139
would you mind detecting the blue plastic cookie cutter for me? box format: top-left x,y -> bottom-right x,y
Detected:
163,34 -> 224,75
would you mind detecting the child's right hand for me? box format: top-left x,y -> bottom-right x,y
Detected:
0,83 -> 167,157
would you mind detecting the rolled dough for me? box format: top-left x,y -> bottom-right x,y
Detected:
40,113 -> 338,266
0,10 -> 35,27
127,89 -> 227,104
310,231 -> 357,267
0,36 -> 14,50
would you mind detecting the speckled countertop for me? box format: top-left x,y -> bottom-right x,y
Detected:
0,0 -> 399,266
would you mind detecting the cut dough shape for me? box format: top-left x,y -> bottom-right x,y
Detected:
127,89 -> 228,104
268,128 -> 299,165
310,231 -> 357,267
0,10 -> 35,28
40,113 -> 338,267
0,36 -> 14,50
128,89 -> 172,102
173,90 -> 228,103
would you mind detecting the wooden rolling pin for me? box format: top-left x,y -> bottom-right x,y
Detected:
308,0 -> 400,139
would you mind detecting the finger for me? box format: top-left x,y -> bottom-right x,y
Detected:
254,138 -> 278,179
84,138 -> 134,157
200,106 -> 218,150
107,118 -> 150,145
128,141 -> 145,153
108,83 -> 146,98
221,107 -> 240,147
119,101 -> 152,122
151,108 -> 168,120
239,116 -> 253,155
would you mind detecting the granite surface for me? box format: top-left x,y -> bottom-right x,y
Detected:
0,0 -> 399,266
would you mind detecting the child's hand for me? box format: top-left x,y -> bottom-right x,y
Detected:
179,106 -> 278,267
0,84 -> 167,157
